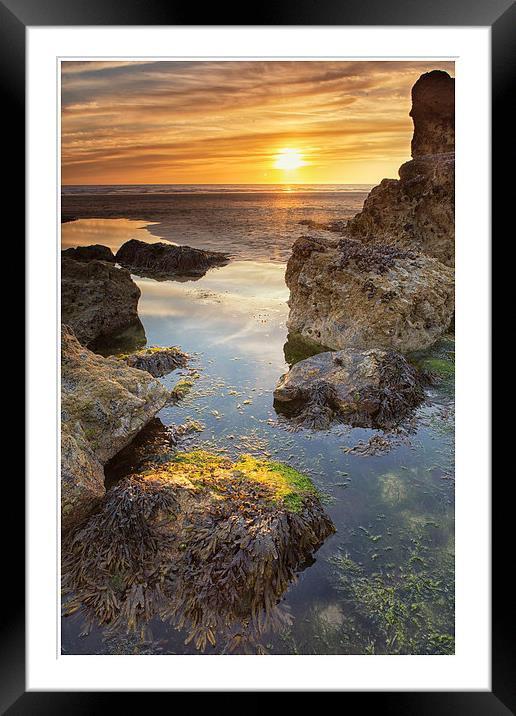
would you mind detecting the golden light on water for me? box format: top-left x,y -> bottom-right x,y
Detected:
273,148 -> 306,171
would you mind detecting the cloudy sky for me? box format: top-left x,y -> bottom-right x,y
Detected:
61,60 -> 454,185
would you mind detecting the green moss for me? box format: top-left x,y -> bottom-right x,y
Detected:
171,450 -> 223,468
283,332 -> 330,367
421,358 -> 454,378
410,336 -> 455,381
116,345 -> 182,360
234,456 -> 318,512
166,451 -> 318,513
171,379 -> 193,398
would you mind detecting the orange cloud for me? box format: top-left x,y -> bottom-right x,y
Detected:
61,60 -> 455,185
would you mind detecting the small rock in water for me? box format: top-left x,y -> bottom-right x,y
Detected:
120,346 -> 188,377
274,348 -> 424,431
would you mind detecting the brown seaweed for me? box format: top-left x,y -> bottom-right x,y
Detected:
62,454 -> 335,653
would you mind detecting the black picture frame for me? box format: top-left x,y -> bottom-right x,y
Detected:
7,0 -> 507,709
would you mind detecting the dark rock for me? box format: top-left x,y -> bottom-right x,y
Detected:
274,348 -> 424,430
116,239 -> 229,279
120,345 -> 188,377
61,256 -> 142,347
90,320 -> 147,356
62,244 -> 115,263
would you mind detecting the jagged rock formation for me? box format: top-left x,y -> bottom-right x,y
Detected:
62,244 -> 115,263
119,345 -> 189,377
61,325 -> 169,532
285,70 -> 455,358
61,257 -> 143,347
116,239 -> 229,279
286,235 -> 454,353
346,70 -> 455,266
346,152 -> 454,267
62,451 -> 334,652
274,348 -> 424,430
410,70 -> 455,158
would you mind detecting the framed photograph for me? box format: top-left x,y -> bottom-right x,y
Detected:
9,0 -> 507,707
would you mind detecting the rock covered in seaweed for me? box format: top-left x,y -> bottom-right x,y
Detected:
285,235 -> 454,354
61,325 -> 169,532
273,348 -> 424,430
119,345 -> 188,377
115,238 -> 229,279
62,244 -> 115,263
62,451 -> 334,653
61,256 -> 143,348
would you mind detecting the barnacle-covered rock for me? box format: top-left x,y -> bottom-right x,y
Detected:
285,71 -> 455,355
61,325 -> 169,532
274,348 -> 424,430
119,345 -> 188,377
62,451 -> 334,653
346,152 -> 455,267
285,235 -> 454,354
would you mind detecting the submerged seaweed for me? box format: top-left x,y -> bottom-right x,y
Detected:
329,530 -> 454,655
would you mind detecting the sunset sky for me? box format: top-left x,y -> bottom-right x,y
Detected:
61,60 -> 454,186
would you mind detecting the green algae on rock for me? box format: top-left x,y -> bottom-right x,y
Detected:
62,450 -> 334,653
330,534 -> 454,655
61,325 -> 169,533
409,334 -> 455,398
170,378 -> 194,402
283,331 -> 331,367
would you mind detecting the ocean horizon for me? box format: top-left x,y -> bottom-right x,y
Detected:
61,183 -> 375,196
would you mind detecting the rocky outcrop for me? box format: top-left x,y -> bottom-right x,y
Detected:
298,219 -> 347,234
346,70 -> 455,267
120,346 -> 189,377
285,70 -> 455,360
62,450 -> 334,652
61,325 -> 169,532
286,236 -> 454,354
116,239 -> 229,279
274,348 -> 424,430
410,70 -> 454,158
62,244 -> 115,263
61,257 -> 143,348
346,152 -> 454,267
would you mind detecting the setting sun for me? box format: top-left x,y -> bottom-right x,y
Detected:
274,148 -> 306,171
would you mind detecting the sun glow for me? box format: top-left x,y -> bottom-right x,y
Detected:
274,148 -> 306,171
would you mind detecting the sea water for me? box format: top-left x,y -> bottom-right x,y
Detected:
61,186 -> 454,655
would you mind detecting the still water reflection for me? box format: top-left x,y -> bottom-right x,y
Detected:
61,219 -> 454,655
